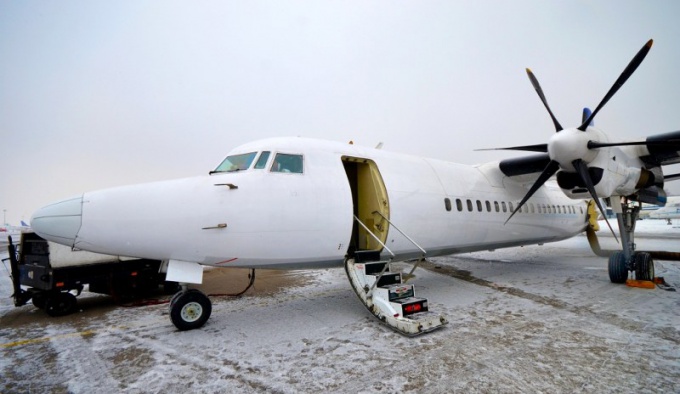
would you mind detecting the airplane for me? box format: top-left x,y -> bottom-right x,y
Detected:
648,198 -> 680,224
29,39 -> 680,335
1,220 -> 31,234
1,221 -> 31,251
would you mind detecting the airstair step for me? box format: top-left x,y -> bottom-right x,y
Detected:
364,261 -> 389,275
379,283 -> 415,301
391,297 -> 428,317
374,272 -> 401,287
353,250 -> 381,263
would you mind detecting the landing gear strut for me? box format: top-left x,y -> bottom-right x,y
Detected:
607,199 -> 655,283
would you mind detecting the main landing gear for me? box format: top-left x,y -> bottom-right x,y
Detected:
607,201 -> 655,283
587,198 -> 680,287
608,251 -> 655,283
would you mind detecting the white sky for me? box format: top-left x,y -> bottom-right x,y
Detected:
2,1 -> 680,224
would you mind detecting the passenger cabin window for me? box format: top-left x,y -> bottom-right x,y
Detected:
271,153 -> 304,173
254,151 -> 271,169
213,152 -> 257,173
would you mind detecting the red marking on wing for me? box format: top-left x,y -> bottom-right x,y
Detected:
215,258 -> 238,265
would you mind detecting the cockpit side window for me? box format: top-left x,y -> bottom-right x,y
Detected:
271,153 -> 303,174
213,152 -> 257,173
254,151 -> 271,169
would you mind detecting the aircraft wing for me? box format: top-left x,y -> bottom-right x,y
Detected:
639,130 -> 680,167
498,153 -> 551,178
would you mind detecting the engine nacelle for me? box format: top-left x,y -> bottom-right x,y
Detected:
556,146 -> 662,202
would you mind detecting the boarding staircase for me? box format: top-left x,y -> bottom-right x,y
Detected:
345,214 -> 447,336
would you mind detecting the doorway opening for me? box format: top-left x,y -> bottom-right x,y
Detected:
342,156 -> 390,255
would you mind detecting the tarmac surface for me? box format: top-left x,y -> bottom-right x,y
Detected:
1,220 -> 679,393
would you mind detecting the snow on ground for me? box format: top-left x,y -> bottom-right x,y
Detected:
1,222 -> 679,393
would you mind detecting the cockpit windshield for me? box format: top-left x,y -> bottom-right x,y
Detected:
211,152 -> 257,173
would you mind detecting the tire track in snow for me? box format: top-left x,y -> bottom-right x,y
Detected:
418,259 -> 680,345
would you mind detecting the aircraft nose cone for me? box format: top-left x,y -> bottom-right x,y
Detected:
31,195 -> 83,246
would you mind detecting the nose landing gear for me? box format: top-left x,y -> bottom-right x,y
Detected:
169,289 -> 212,331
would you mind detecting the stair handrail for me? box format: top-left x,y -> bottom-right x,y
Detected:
353,215 -> 395,258
353,215 -> 396,296
372,211 -> 426,257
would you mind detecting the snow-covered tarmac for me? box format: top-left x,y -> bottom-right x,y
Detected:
2,220 -> 679,393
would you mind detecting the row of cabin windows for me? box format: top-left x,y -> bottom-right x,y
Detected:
444,198 -> 583,215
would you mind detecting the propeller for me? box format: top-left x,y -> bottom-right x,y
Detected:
578,39 -> 653,131
527,68 -> 563,132
587,140 -> 680,149
476,143 -> 548,153
572,159 -> 618,242
504,160 -> 560,224
502,39 -> 654,241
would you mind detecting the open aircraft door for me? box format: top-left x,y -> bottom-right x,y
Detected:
342,156 -> 390,254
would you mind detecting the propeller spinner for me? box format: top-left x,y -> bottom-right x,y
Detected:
503,39 -> 655,241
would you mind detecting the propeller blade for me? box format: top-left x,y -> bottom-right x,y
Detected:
581,107 -> 593,126
505,160 -> 560,224
526,68 -> 563,132
475,143 -> 548,153
664,173 -> 680,182
578,39 -> 653,131
572,159 -> 619,242
587,140 -> 680,149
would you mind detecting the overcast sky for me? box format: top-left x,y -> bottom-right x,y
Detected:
2,1 -> 680,224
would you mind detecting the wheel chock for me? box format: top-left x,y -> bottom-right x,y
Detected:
625,279 -> 656,289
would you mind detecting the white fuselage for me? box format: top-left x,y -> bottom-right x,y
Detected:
31,137 -> 588,269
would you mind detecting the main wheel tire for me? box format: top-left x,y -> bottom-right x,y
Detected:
170,290 -> 212,331
634,252 -> 655,281
608,251 -> 628,284
32,293 -> 47,309
45,292 -> 78,317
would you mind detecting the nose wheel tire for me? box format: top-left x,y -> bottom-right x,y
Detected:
170,290 -> 212,331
